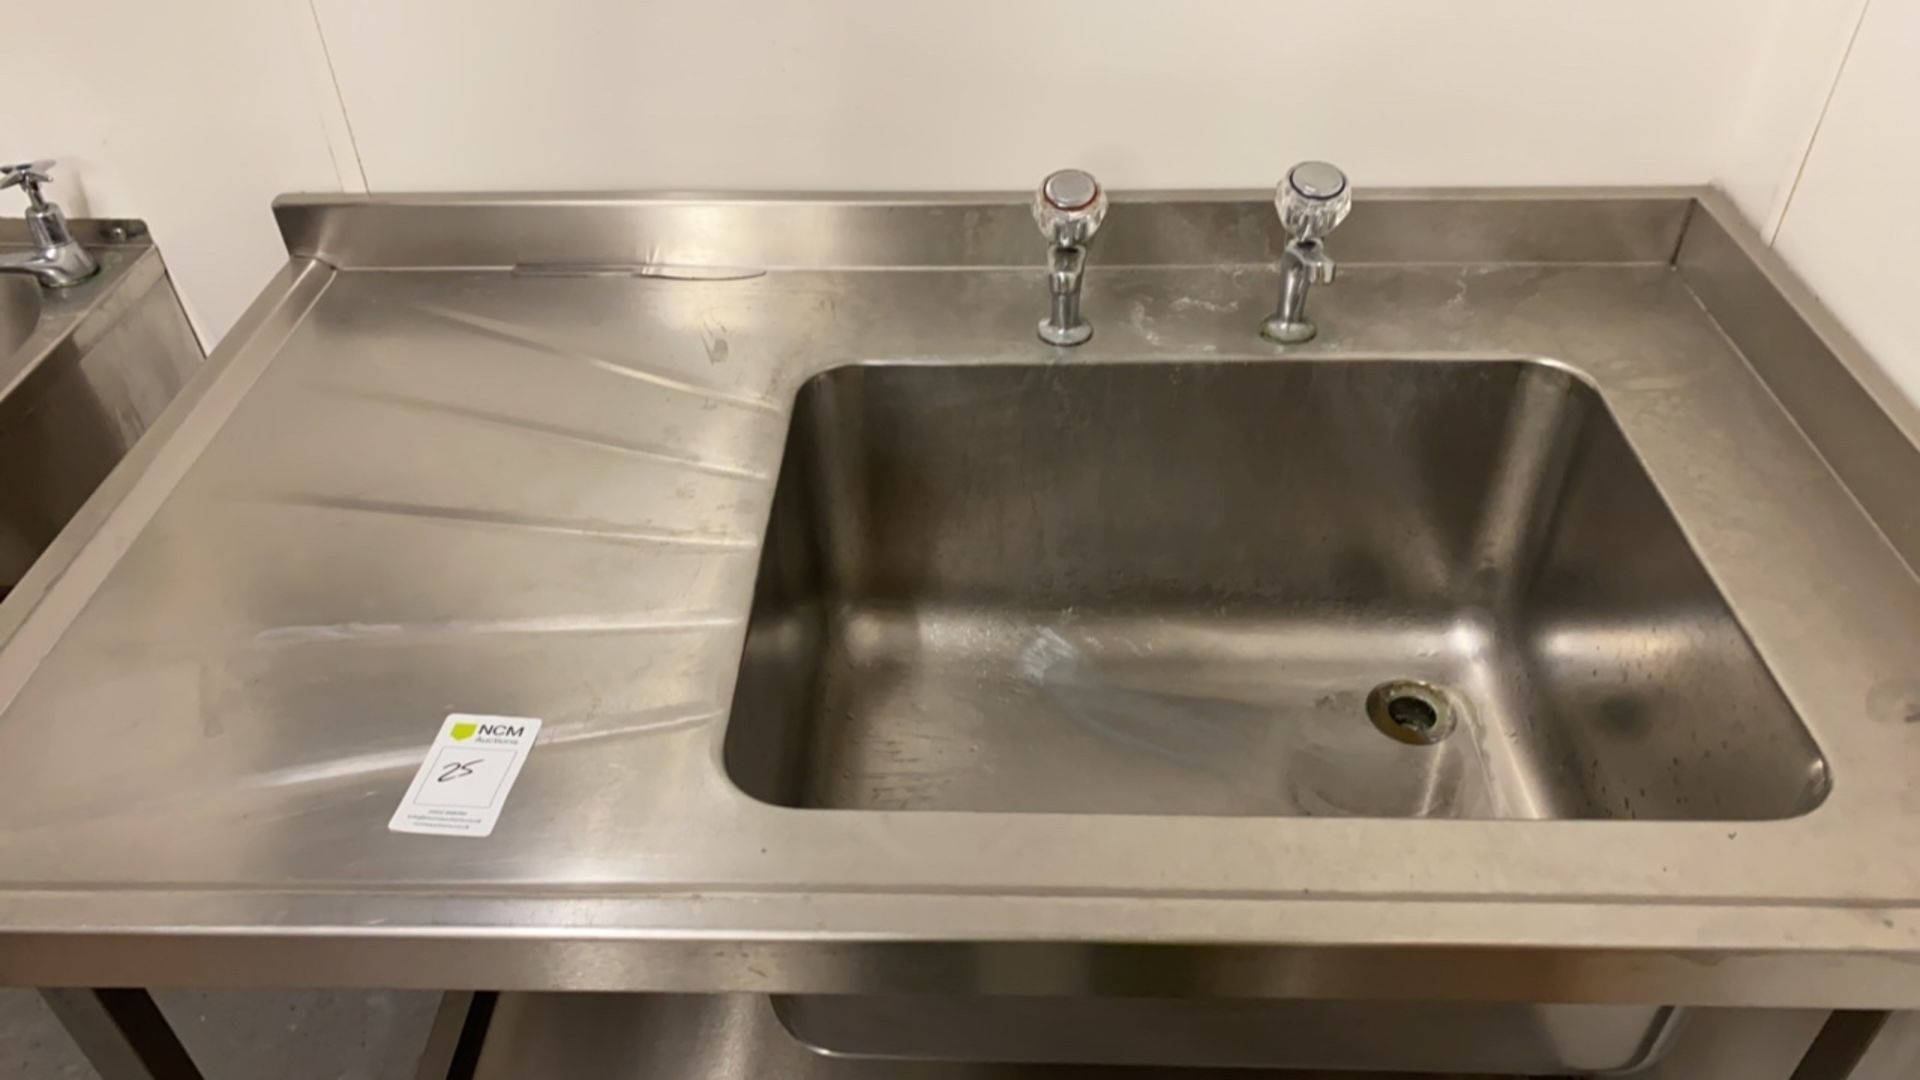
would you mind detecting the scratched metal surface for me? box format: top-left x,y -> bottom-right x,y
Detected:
0,194 -> 1916,1004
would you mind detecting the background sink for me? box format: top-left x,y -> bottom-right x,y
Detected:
0,254 -> 201,595
725,360 -> 1828,820
0,275 -> 40,359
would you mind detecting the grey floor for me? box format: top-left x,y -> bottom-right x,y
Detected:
1,989 -> 438,1079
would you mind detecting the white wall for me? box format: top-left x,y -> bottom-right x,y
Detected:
1769,0 -> 1920,405
1,0 -> 1907,403
312,0 -> 1773,191
1714,0 -> 1871,233
0,0 -> 349,343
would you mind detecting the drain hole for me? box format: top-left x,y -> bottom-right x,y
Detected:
1366,680 -> 1458,745
1387,695 -> 1438,733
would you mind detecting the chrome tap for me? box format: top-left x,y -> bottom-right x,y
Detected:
1032,168 -> 1108,346
0,161 -> 99,288
1261,161 -> 1351,344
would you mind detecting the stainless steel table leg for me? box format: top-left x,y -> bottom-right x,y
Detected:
414,991 -> 496,1080
38,989 -> 204,1080
1791,1010 -> 1892,1080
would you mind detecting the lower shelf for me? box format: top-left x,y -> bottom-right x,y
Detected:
469,992 -> 1671,1078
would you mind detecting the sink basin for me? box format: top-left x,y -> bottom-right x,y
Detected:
0,275 -> 40,358
726,360 -> 1827,820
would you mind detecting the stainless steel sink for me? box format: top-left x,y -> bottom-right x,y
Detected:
0,235 -> 200,594
7,191 -> 1919,1015
726,359 -> 1828,820
0,276 -> 39,356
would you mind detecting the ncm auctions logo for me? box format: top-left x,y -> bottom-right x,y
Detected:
451,721 -> 526,742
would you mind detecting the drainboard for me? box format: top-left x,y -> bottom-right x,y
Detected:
723,360 -> 1827,820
